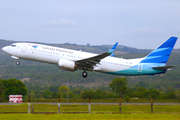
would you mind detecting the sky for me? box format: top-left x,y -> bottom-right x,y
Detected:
0,0 -> 180,49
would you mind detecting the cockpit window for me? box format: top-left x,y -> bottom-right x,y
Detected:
11,45 -> 17,47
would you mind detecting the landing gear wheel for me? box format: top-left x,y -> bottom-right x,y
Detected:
82,71 -> 88,78
16,61 -> 20,65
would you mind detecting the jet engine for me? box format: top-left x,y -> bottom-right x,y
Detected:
58,59 -> 76,71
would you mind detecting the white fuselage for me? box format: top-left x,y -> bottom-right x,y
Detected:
2,43 -> 143,73
3,42 -> 168,77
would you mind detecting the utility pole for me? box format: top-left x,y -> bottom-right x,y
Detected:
67,81 -> 69,103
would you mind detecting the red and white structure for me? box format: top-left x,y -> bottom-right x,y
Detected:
9,95 -> 22,103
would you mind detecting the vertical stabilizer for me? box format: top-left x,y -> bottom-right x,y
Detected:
140,37 -> 177,64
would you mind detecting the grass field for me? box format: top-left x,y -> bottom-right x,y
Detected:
0,104 -> 179,114
0,114 -> 179,120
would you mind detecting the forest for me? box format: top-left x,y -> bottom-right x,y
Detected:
0,78 -> 179,102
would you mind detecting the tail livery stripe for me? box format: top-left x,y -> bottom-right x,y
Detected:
140,37 -> 177,64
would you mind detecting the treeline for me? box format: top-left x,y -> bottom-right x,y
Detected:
26,78 -> 180,100
0,78 -> 179,102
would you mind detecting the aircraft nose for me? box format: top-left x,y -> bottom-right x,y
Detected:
2,46 -> 9,52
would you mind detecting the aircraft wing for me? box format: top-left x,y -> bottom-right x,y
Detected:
75,42 -> 118,69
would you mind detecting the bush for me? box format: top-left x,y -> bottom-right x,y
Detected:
125,96 -> 131,102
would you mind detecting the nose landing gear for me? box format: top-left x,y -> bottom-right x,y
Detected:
82,71 -> 88,78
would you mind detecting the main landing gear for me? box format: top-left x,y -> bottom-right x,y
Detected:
82,71 -> 88,78
16,61 -> 20,65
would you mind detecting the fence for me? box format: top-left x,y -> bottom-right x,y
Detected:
0,95 -> 162,114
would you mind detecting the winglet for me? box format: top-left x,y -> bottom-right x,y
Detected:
107,42 -> 118,54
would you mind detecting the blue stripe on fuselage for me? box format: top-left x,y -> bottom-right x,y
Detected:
105,63 -> 166,76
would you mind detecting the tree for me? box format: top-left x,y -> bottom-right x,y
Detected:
166,86 -> 174,93
58,86 -> 74,98
107,92 -> 118,99
39,90 -> 44,99
143,89 -> 160,99
29,92 -> 36,99
137,87 -> 146,98
175,90 -> 180,99
135,81 -> 149,88
72,88 -> 82,95
0,79 -> 27,98
125,96 -> 131,102
49,85 -> 59,93
167,92 -> 177,99
58,86 -> 68,98
109,78 -> 128,98
125,88 -> 133,98
95,90 -> 107,99
43,90 -> 52,99
0,82 -> 5,95
51,92 -> 57,99
80,90 -> 96,99
72,88 -> 82,98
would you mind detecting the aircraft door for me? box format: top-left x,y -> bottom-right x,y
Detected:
21,44 -> 27,53
138,64 -> 143,73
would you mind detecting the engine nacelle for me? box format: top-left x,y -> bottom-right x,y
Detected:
58,59 -> 75,71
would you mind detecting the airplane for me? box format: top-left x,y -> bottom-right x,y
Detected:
2,36 -> 177,78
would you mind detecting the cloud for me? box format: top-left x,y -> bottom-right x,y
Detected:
44,18 -> 79,28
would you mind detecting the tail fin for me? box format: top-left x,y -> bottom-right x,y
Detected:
140,37 -> 177,64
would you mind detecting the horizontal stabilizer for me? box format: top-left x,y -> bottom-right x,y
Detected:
153,65 -> 175,70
